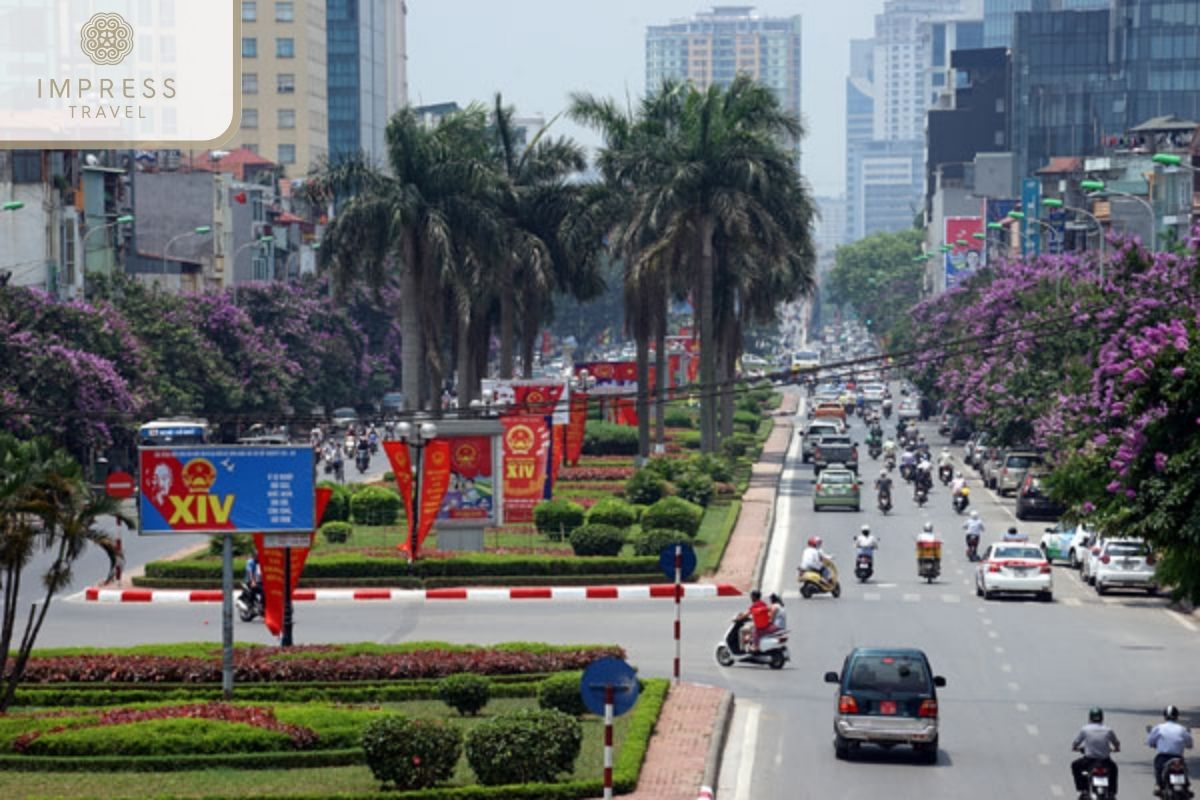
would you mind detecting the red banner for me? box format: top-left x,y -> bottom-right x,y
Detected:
575,361 -> 637,386
416,439 -> 451,554
436,436 -> 497,522
513,383 -> 565,417
382,441 -> 415,541
448,436 -> 491,481
502,416 -> 552,523
256,487 -> 331,637
566,393 -> 587,466
615,397 -> 638,427
551,424 -> 565,485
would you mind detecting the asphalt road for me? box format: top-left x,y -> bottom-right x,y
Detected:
30,395 -> 1200,798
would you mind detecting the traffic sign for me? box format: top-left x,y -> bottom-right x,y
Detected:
580,657 -> 640,718
104,471 -> 136,499
262,533 -> 311,549
659,542 -> 696,581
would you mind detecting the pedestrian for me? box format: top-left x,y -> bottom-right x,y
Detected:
105,536 -> 125,585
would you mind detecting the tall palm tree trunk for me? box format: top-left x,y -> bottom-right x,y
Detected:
456,312 -> 473,410
520,294 -> 538,379
698,217 -> 717,453
399,242 -> 422,410
499,259 -> 516,379
635,331 -> 651,462
654,289 -> 667,455
719,315 -> 738,439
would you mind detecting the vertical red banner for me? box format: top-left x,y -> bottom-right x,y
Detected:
255,487 -> 332,637
566,393 -> 587,466
416,439 -> 452,553
551,424 -> 565,486
383,441 -> 416,549
502,415 -> 552,522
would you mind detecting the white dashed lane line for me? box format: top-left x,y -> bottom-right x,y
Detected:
1008,682 -> 1021,692
1166,609 -> 1198,632
1038,754 -> 1051,765
1025,724 -> 1040,737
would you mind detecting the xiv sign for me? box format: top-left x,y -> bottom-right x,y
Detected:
0,1 -> 239,147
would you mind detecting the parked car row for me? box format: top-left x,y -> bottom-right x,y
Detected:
959,430 -> 1061,519
1038,522 -> 1160,595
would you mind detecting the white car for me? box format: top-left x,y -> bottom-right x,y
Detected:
1039,522 -> 1095,568
898,398 -> 921,419
1080,537 -> 1110,585
1092,538 -> 1158,595
861,383 -> 887,402
975,543 -> 1053,601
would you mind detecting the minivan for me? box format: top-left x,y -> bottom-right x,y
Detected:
996,451 -> 1043,496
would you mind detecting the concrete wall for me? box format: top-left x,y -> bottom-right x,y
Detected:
133,172 -> 215,270
0,182 -> 55,289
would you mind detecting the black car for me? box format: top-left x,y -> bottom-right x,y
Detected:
948,416 -> 974,444
1014,472 -> 1065,520
824,647 -> 945,763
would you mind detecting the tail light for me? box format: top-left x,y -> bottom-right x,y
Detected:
1100,555 -> 1111,564
988,563 -> 1001,573
1091,547 -> 1101,556
815,483 -> 824,492
838,695 -> 860,714
1092,765 -> 1108,776
1146,553 -> 1156,565
1039,564 -> 1052,574
918,699 -> 938,718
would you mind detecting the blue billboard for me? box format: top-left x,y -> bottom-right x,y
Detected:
138,446 -> 315,535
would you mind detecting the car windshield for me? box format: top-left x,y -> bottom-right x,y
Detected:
992,546 -> 1043,560
1106,542 -> 1149,556
848,655 -> 930,693
821,472 -> 854,484
821,438 -> 851,447
1006,455 -> 1040,468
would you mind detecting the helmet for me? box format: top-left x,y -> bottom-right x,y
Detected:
812,536 -> 823,548
956,471 -> 963,478
970,509 -> 979,518
1089,707 -> 1104,724
923,522 -> 934,532
880,469 -> 888,477
861,525 -> 871,533
1008,526 -> 1018,534
1165,705 -> 1180,721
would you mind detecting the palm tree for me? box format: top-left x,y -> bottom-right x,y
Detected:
0,434 -> 130,711
306,107 -> 499,409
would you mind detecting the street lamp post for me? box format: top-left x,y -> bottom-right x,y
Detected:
1043,197 -> 1106,279
2,201 -> 24,212
1151,153 -> 1197,173
395,420 -> 439,565
230,235 -> 275,302
1080,178 -> 1156,252
79,215 -> 134,294
162,225 -> 213,277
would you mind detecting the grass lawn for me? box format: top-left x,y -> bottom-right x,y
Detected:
0,697 -> 640,798
694,500 -> 740,574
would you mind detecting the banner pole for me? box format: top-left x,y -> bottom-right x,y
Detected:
281,546 -> 293,647
674,544 -> 682,684
221,533 -> 233,699
603,685 -> 614,800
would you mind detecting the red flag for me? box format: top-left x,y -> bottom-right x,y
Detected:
383,441 -> 415,549
234,191 -> 247,204
416,439 -> 451,555
566,393 -> 587,466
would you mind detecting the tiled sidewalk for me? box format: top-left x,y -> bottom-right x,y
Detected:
612,682 -> 729,800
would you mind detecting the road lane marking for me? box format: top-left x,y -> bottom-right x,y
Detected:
1166,609 -> 1198,632
942,594 -> 960,603
988,630 -> 999,639
762,426 -> 801,597
1008,681 -> 1020,692
1051,784 -> 1065,796
977,606 -> 986,613
863,592 -> 881,602
1025,724 -> 1039,736
1017,703 -> 1030,712
733,704 -> 760,800
994,645 -> 1006,654
1038,754 -> 1051,765
1063,597 -> 1082,607
1001,663 -> 1013,673
981,617 -> 993,626
903,593 -> 920,603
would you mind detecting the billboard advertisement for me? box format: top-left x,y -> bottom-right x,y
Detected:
501,416 -> 552,523
944,216 -> 985,290
138,446 -> 315,534
435,436 -> 498,526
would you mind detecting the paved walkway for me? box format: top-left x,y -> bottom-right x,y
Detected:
608,682 -> 729,800
710,392 -> 799,591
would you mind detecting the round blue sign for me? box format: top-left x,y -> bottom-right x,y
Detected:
659,541 -> 697,581
580,657 -> 640,717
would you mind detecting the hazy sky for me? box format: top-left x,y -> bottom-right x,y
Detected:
408,1 -> 884,198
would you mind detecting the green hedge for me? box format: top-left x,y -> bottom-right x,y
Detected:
533,499 -> 586,541
583,498 -> 637,530
316,480 -> 350,523
19,718 -> 293,757
640,497 -> 703,537
133,573 -> 671,590
582,422 -> 639,455
350,485 -> 403,525
0,748 -> 363,773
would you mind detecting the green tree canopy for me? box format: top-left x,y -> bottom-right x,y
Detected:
827,229 -> 925,339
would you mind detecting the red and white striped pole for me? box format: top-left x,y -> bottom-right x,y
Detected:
603,685 -> 615,800
673,543 -> 682,683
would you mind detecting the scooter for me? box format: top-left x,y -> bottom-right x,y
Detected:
882,401 -> 893,419
799,558 -> 841,599
900,463 -> 915,483
868,442 -> 882,460
953,487 -> 970,514
885,454 -> 896,473
355,450 -> 370,474
714,618 -> 790,670
938,464 -> 953,485
914,485 -> 929,507
236,581 -> 263,622
878,491 -> 893,515
854,551 -> 874,583
965,533 -> 981,562
1084,758 -> 1116,799
917,540 -> 941,584
1160,754 -> 1192,799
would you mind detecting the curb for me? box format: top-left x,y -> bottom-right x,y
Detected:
83,584 -> 744,604
703,690 -> 735,795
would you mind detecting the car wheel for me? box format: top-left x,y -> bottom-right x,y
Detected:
983,587 -> 995,600
1095,582 -> 1107,595
853,505 -> 861,512
834,734 -> 850,760
975,581 -> 983,597
1148,585 -> 1160,597
1068,550 -> 1080,569
1015,507 -> 1026,520
813,504 -> 822,512
914,738 -> 938,764
1038,591 -> 1053,603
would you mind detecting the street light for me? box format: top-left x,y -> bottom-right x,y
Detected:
1042,197 -> 1106,272
1151,153 -> 1196,172
162,225 -> 213,276
1079,178 -> 1156,251
2,201 -> 24,211
79,214 -> 135,295
394,420 -> 439,565
230,235 -> 275,300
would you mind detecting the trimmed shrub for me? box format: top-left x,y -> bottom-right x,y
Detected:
733,410 -> 760,434
350,486 -> 403,525
624,469 -> 668,505
465,707 -> 582,786
582,421 -> 639,456
361,714 -> 462,791
585,498 -> 637,531
663,408 -> 693,429
686,453 -> 733,482
533,499 -> 586,542
18,719 -> 292,757
319,521 -> 352,544
720,436 -> 749,460
316,480 -> 351,524
537,671 -> 587,716
643,456 -> 682,482
630,528 -> 692,558
207,535 -> 253,557
674,470 -> 715,507
568,524 -> 625,557
436,673 -> 492,716
678,430 -> 702,450
641,497 -> 703,537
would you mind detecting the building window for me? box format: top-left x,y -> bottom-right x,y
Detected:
243,143 -> 259,154
277,73 -> 295,93
275,1 -> 293,22
242,37 -> 257,58
277,109 -> 295,129
241,108 -> 258,129
11,150 -> 41,183
242,72 -> 258,94
276,37 -> 294,58
278,143 -> 296,164
241,1 -> 256,22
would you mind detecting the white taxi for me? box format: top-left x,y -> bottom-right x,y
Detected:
975,543 -> 1053,602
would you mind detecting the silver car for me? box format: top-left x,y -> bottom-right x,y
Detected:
996,451 -> 1044,496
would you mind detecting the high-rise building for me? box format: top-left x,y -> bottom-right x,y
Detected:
327,0 -> 408,165
645,6 -> 802,164
922,17 -> 984,110
230,0 -> 328,175
1010,0 -> 1200,185
982,0 -> 1108,48
845,39 -> 877,241
814,195 -> 848,255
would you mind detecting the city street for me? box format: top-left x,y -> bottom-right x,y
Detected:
33,392 -> 1200,799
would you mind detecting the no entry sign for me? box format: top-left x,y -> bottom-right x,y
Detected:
104,471 -> 136,499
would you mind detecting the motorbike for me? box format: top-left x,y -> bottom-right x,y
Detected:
884,454 -> 896,473
714,618 -> 790,670
368,437 -> 379,456
900,463 -> 915,483
355,450 -> 370,474
938,464 -> 953,485
917,540 -> 941,583
798,557 -> 841,599
343,436 -> 357,458
236,581 -> 263,622
953,487 -> 970,514
878,490 -> 893,514
914,485 -> 929,507
854,551 -> 875,583
1082,758 -> 1116,799
965,532 -> 981,562
1161,755 -> 1192,799
868,442 -> 882,460
882,401 -> 893,419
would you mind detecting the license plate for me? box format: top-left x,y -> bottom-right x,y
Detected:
879,701 -> 897,715
1171,774 -> 1187,786
1092,776 -> 1109,787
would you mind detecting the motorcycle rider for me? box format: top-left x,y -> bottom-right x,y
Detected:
951,471 -> 968,496
244,552 -> 263,610
900,445 -> 917,479
801,536 -> 833,582
875,469 -> 894,506
882,438 -> 897,460
1003,525 -> 1028,543
855,525 -> 879,557
1147,704 -> 1193,795
917,521 -> 938,545
938,448 -> 953,470
1072,707 -> 1120,797
963,510 -> 985,556
734,589 -> 773,652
